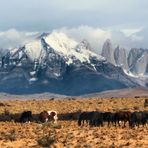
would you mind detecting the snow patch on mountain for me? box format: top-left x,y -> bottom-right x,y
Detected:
44,31 -> 105,65
25,40 -> 44,61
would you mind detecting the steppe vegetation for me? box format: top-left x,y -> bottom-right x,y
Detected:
0,97 -> 147,147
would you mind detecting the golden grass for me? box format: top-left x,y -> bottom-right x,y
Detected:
0,97 -> 147,147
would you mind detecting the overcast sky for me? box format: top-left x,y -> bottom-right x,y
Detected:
0,0 -> 148,50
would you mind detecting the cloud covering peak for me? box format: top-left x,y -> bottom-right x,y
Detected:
0,29 -> 39,49
0,26 -> 147,54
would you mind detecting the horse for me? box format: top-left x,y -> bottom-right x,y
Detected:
78,111 -> 94,126
102,112 -> 115,127
39,110 -> 58,123
39,111 -> 49,123
47,111 -> 58,124
114,111 -> 131,127
89,111 -> 103,127
19,111 -> 33,123
129,111 -> 147,128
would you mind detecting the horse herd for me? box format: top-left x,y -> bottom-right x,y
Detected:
14,109 -> 148,128
78,111 -> 148,128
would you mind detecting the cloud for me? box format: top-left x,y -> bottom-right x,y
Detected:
56,26 -> 111,53
131,35 -> 144,42
120,27 -> 143,37
56,26 -> 146,53
119,27 -> 144,43
0,26 -> 147,54
0,29 -> 39,49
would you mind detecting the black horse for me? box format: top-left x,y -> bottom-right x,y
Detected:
114,111 -> 131,127
78,111 -> 103,127
20,111 -> 33,123
129,111 -> 147,128
78,111 -> 94,126
102,112 -> 115,127
89,111 -> 103,127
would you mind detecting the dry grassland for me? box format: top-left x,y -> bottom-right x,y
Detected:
0,97 -> 147,147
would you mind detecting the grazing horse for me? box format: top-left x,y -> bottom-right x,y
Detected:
129,111 -> 147,128
78,111 -> 103,127
89,111 -> 103,127
114,111 -> 131,127
39,110 -> 58,123
47,111 -> 58,123
143,111 -> 148,122
39,111 -> 49,123
78,111 -> 94,126
102,112 -> 115,127
20,111 -> 33,123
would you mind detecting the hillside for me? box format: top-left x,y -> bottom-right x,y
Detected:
82,87 -> 148,98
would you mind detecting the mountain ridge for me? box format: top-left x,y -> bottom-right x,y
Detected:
0,31 -> 147,95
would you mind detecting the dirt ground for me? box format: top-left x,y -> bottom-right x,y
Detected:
0,97 -> 147,148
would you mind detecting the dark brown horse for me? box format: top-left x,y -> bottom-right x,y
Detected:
114,111 -> 131,127
89,111 -> 103,127
78,111 -> 94,126
39,110 -> 58,123
102,112 -> 115,127
39,111 -> 49,123
129,111 -> 147,128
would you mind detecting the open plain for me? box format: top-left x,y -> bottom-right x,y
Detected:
0,97 -> 147,148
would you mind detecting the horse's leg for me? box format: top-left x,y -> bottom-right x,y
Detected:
118,120 -> 120,127
107,120 -> 110,127
142,120 -> 146,127
114,120 -> 116,127
78,119 -> 81,126
86,120 -> 89,126
124,120 -> 126,127
114,117 -> 117,127
112,119 -> 115,126
82,119 -> 84,126
89,120 -> 92,127
45,118 -> 48,122
137,121 -> 140,128
101,120 -> 103,127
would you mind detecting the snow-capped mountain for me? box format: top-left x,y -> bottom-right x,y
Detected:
0,32 -> 142,95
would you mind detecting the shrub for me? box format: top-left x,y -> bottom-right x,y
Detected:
0,102 -> 5,106
5,129 -> 17,141
37,133 -> 56,147
4,109 -> 10,116
133,106 -> 139,110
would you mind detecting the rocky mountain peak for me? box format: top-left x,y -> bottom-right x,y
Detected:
101,39 -> 115,65
114,46 -> 128,70
75,39 -> 91,52
128,48 -> 145,69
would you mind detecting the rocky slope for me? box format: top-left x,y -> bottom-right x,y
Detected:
114,46 -> 128,70
101,39 -> 115,65
127,48 -> 148,75
102,40 -> 148,80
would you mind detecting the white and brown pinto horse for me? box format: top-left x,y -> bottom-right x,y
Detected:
39,110 -> 58,123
